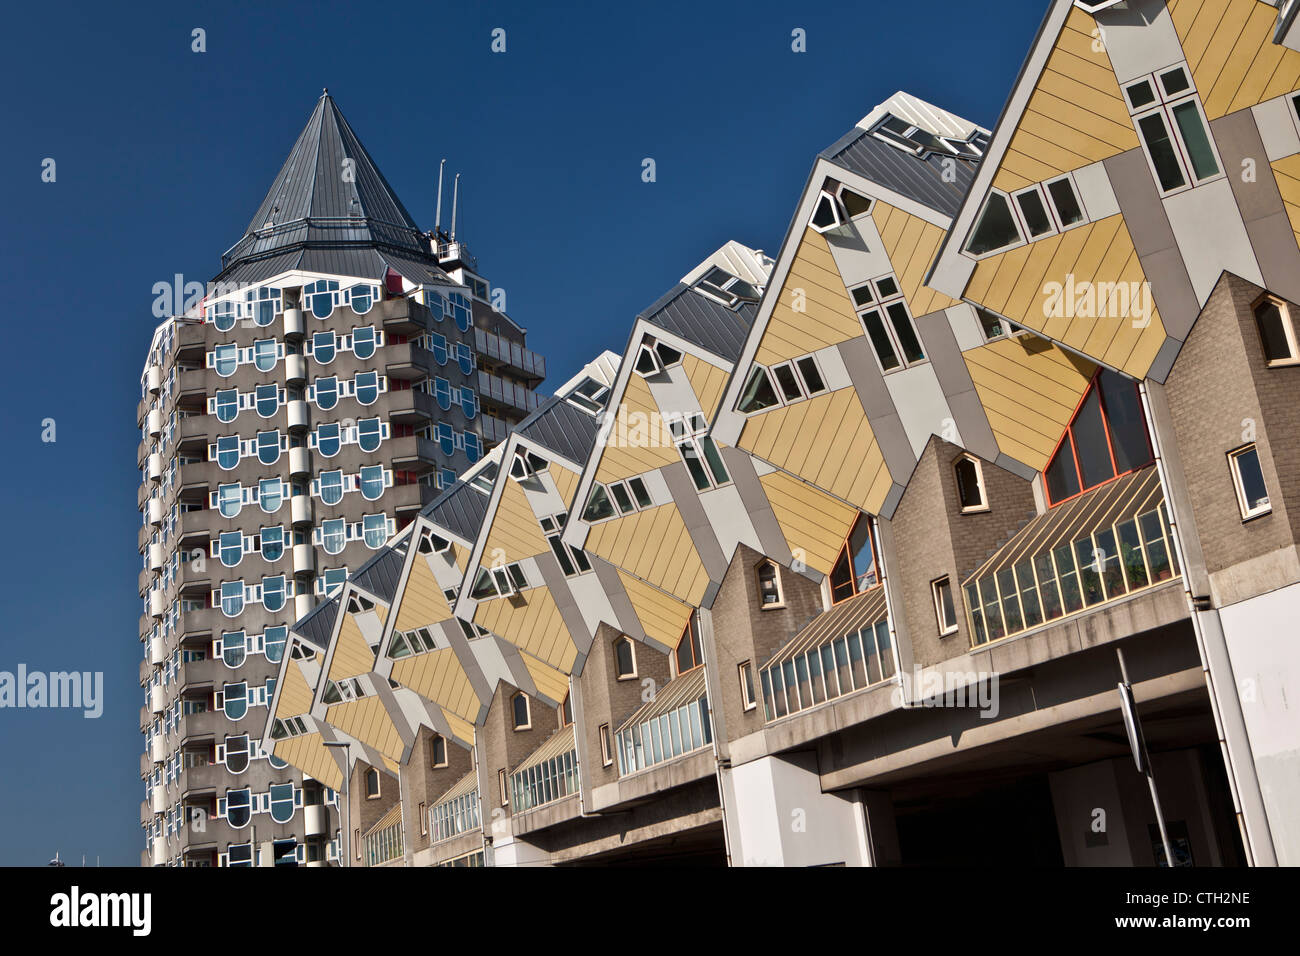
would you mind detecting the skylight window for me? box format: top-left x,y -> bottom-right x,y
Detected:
871,115 -> 983,160
565,376 -> 610,414
695,267 -> 760,307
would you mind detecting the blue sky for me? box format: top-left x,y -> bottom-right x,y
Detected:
0,0 -> 1045,864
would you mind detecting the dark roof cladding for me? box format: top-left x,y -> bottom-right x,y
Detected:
821,126 -> 987,219
637,284 -> 758,363
216,91 -> 450,286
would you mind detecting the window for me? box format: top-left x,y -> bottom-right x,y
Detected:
872,115 -> 982,159
430,734 -> 447,768
670,414 -> 730,490
498,768 -> 509,806
321,518 -> 345,555
633,337 -> 684,377
675,616 -> 704,673
319,470 -> 344,506
581,484 -> 616,522
217,483 -> 242,518
357,417 -> 384,453
559,692 -> 573,726
829,514 -> 877,603
224,788 -> 251,828
810,189 -> 846,233
314,376 -> 339,410
1229,444 -> 1271,519
965,192 -> 1022,256
511,693 -> 531,730
932,577 -> 958,635
756,560 -> 784,608
694,267 -> 760,307
315,422 -> 341,457
1126,65 -> 1220,195
356,371 -> 380,405
736,354 -> 827,414
954,455 -> 988,513
598,724 -> 613,766
1253,294 -> 1299,366
253,339 -> 277,373
540,512 -> 591,576
213,344 -> 238,377
256,430 -> 282,466
363,514 -> 389,549
222,631 -> 246,668
1043,370 -> 1153,505
262,526 -> 284,561
364,768 -> 381,799
259,478 -> 284,514
851,275 -> 925,371
359,465 -> 386,501
565,376 -> 610,414
214,389 -> 238,423
509,449 -> 548,481
312,330 -> 336,364
255,384 -> 280,418
353,325 -> 377,359
614,637 -> 637,680
269,783 -> 296,824
739,661 -> 757,711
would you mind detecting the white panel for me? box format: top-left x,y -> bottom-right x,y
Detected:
948,303 -> 988,353
824,216 -> 895,290
1219,582 -> 1300,866
1163,179 -> 1264,303
888,363 -> 961,456
639,467 -> 672,507
697,484 -> 762,555
813,343 -> 853,391
468,636 -> 517,690
1096,0 -> 1186,83
1252,95 -> 1300,162
566,572 -> 622,638
1072,160 -> 1120,221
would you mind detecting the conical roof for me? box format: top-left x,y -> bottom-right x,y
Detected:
216,91 -> 450,288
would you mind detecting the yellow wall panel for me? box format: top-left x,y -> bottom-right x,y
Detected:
991,7 -> 1136,193
1272,155 -> 1300,251
616,569 -> 694,648
275,660 -> 315,721
965,216 -> 1165,379
520,652 -> 570,705
871,201 -> 960,316
963,337 -> 1096,470
391,647 -> 478,722
682,351 -> 730,418
442,710 -> 475,746
755,228 -> 862,366
327,613 -> 376,683
482,472 -> 550,565
594,371 -> 681,484
759,470 -> 859,575
741,388 -> 890,514
550,462 -> 579,509
474,586 -> 576,674
394,554 -> 452,632
326,696 -> 402,763
584,503 -> 708,606
273,733 -> 342,790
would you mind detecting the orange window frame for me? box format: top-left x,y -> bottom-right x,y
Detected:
1043,370 -> 1153,508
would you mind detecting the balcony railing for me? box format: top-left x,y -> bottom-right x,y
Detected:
428,772 -> 480,844
510,724 -> 577,813
962,466 -> 1180,647
477,370 -> 542,416
474,328 -> 545,380
615,668 -> 711,775
760,585 -> 894,721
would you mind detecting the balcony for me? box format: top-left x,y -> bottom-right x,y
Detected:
377,295 -> 429,336
138,567 -> 153,597
383,388 -> 437,425
477,370 -> 542,417
387,435 -> 439,472
614,668 -> 712,776
760,586 -> 894,722
383,343 -> 436,381
474,328 -> 545,383
510,724 -> 578,814
140,800 -> 156,827
304,803 -> 329,836
173,708 -> 224,745
962,467 -> 1180,647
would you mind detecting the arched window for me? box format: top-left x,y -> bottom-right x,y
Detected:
954,455 -> 988,513
223,734 -> 250,774
756,560 -> 784,609
429,734 -> 447,768
511,692 -> 531,730
312,330 -> 336,364
1044,370 -> 1152,505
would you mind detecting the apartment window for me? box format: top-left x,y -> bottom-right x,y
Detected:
670,413 -> 730,490
598,724 -> 613,766
694,267 -> 761,307
829,514 -> 877,603
511,692 -> 531,730
614,637 -> 637,680
739,661 -> 757,711
540,512 -> 591,576
430,734 -> 447,768
736,353 -> 826,414
1044,370 -> 1153,505
1126,65 -> 1220,195
633,336 -> 684,377
756,559 -> 784,608
851,275 -> 925,372
676,616 -> 704,673
498,769 -> 509,806
810,188 -> 847,233
559,693 -> 573,727
354,829 -> 361,860
965,192 -> 1021,256
1229,445 -> 1271,519
312,330 -> 336,364
364,768 -> 381,799
418,802 -> 427,836
932,577 -> 958,635
954,455 -> 988,513
1253,295 -> 1299,366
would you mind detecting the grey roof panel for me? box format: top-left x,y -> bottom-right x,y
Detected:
516,395 -> 602,465
637,284 -> 756,362
420,480 -> 490,543
821,129 -> 986,218
292,593 -> 341,648
350,545 -> 407,604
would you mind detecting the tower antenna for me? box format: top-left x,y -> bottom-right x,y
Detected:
450,173 -> 461,241
434,159 -> 446,233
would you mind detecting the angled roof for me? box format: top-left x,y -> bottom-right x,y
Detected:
515,394 -> 603,466
350,545 -> 408,604
420,479 -> 490,543
216,91 -> 451,286
636,284 -> 758,362
292,593 -> 342,648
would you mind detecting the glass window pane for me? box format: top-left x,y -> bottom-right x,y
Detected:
1034,553 -> 1063,620
1015,189 -> 1053,236
1255,299 -> 1295,363
965,193 -> 1021,255
1233,447 -> 1269,513
1072,388 -> 1115,489
861,311 -> 900,371
1045,436 -> 1081,503
1098,371 -> 1150,473
997,567 -> 1024,634
1117,519 -> 1149,590
1171,101 -> 1218,180
1046,179 -> 1084,227
886,303 -> 925,364
1138,112 -> 1187,192
1074,538 -> 1105,606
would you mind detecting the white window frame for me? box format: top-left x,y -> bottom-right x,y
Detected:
954,454 -> 989,514
738,660 -> 757,711
1228,444 -> 1272,520
932,577 -> 959,636
850,274 -> 927,373
614,637 -> 638,681
1252,293 -> 1300,368
755,559 -> 785,610
1124,64 -> 1223,198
